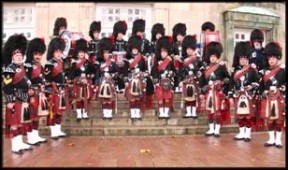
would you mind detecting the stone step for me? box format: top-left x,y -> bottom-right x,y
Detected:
65,109 -> 197,118
114,93 -> 183,101
38,124 -> 240,136
86,100 -> 186,110
56,116 -> 237,127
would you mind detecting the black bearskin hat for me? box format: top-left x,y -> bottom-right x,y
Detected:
89,21 -> 101,39
250,29 -> 264,43
97,37 -> 113,62
182,35 -> 197,57
99,37 -> 113,53
132,19 -> 145,35
127,35 -> 142,54
151,23 -> 165,42
2,34 -> 28,66
172,23 -> 186,42
205,42 -> 223,63
113,20 -> 128,38
53,17 -> 67,36
201,22 -> 215,31
25,38 -> 46,63
155,36 -> 172,60
182,35 -> 197,50
232,41 -> 251,67
73,38 -> 88,59
264,42 -> 282,60
46,37 -> 65,60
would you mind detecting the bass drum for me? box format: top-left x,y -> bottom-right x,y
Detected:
61,31 -> 85,58
112,51 -> 126,67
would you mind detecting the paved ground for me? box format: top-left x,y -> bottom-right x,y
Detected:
2,132 -> 286,167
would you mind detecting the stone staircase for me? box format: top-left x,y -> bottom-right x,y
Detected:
34,93 -> 241,136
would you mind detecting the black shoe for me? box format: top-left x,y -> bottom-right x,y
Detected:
205,133 -> 214,137
275,144 -> 283,148
244,138 -> 251,142
183,115 -> 192,118
23,147 -> 33,151
38,140 -> 48,144
83,117 -> 89,120
233,137 -> 244,141
51,136 -> 59,140
103,117 -> 109,120
158,116 -> 165,119
192,115 -> 198,119
264,143 -> 275,147
214,134 -> 220,138
58,135 -> 67,138
27,142 -> 40,146
12,150 -> 23,155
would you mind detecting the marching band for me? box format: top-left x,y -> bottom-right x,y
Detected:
2,17 -> 286,154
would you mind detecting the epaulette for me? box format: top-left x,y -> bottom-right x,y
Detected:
2,67 -> 15,73
23,63 -> 33,68
280,64 -> 285,69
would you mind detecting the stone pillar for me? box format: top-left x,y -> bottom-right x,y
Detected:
224,12 -> 235,69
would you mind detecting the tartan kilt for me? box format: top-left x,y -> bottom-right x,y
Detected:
155,84 -> 173,100
88,85 -> 96,100
260,98 -> 285,123
73,84 -> 88,99
30,93 -> 49,118
5,100 -> 31,137
204,90 -> 225,114
53,93 -> 66,115
29,95 -> 39,120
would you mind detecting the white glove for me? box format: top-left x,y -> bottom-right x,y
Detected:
104,67 -> 109,72
135,68 -> 140,73
104,72 -> 110,78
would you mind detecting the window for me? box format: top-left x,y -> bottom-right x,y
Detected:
95,4 -> 152,40
3,5 -> 35,43
233,28 -> 266,47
